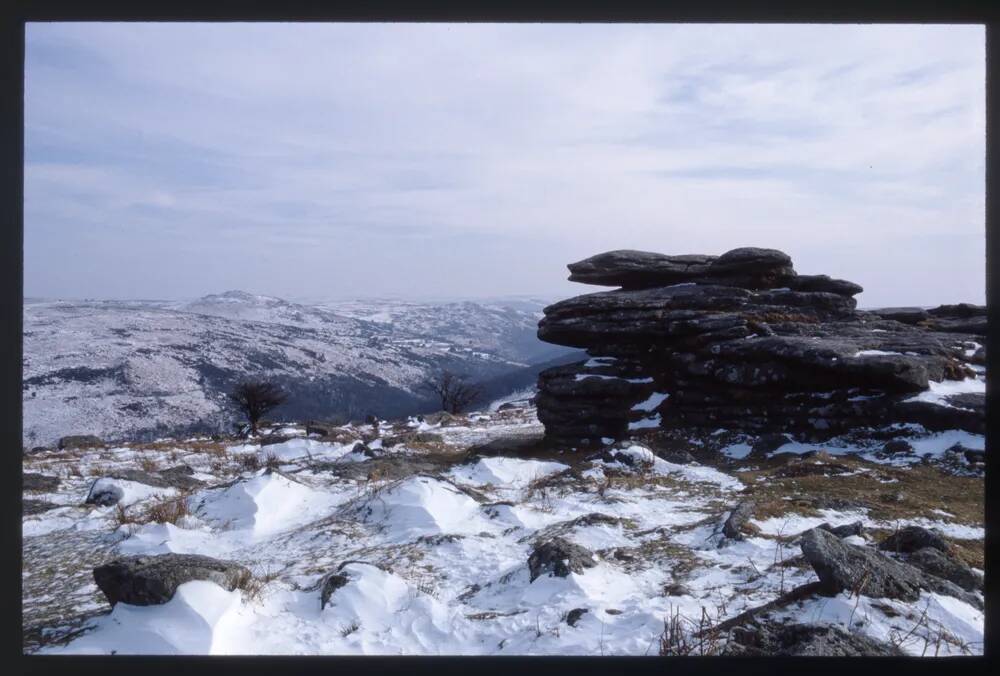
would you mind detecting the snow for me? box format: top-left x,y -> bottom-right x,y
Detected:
905,376 -> 985,407
631,392 -> 669,413
191,471 -> 341,539
26,410 -> 983,656
257,438 -> 360,463
448,457 -> 568,491
349,476 -> 493,540
574,374 -> 654,384
44,581 -> 245,655
720,442 -> 753,459
88,478 -> 177,507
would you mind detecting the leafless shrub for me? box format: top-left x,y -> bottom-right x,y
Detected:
262,452 -> 281,471
657,606 -> 725,656
234,566 -> 281,603
421,370 -> 483,414
229,381 -> 288,436
144,494 -> 190,525
340,620 -> 361,637
238,454 -> 261,472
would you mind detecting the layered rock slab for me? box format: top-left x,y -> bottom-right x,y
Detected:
536,248 -> 984,446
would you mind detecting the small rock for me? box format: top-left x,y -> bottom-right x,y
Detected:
750,433 -> 792,457
23,473 -> 61,492
877,525 -> 949,554
881,440 -> 913,455
721,499 -> 756,542
93,554 -> 251,607
57,435 -> 105,450
565,608 -> 589,627
818,521 -> 864,538
319,572 -> 351,610
662,582 -> 691,596
306,421 -> 338,437
528,538 -> 596,582
23,499 -> 61,515
85,478 -> 125,506
659,449 -> 697,464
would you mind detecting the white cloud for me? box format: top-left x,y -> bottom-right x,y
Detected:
24,23 -> 984,305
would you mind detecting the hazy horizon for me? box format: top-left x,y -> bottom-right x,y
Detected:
25,23 -> 985,307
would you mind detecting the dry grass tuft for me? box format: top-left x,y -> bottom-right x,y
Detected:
143,494 -> 190,524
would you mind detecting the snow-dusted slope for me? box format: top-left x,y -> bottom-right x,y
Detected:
22,294 -> 566,446
22,407 -> 984,656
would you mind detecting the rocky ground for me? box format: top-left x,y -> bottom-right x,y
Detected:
22,402 -> 983,656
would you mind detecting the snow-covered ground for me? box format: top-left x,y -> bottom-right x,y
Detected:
23,406 -> 984,656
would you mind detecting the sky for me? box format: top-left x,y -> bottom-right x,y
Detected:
24,23 -> 985,307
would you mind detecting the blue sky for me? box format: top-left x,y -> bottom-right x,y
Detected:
24,23 -> 985,306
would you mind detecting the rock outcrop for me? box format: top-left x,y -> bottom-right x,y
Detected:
535,247 -> 985,446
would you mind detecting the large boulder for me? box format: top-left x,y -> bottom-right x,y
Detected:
527,538 -> 596,582
799,528 -> 981,609
93,554 -> 251,606
905,547 -> 983,592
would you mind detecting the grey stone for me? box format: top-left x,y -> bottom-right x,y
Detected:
57,435 -> 105,450
85,479 -> 125,506
23,473 -> 61,492
817,521 -> 864,538
528,538 -> 596,582
93,554 -> 251,606
877,525 -> 949,554
23,499 -> 61,515
800,528 -> 981,609
724,620 -> 905,656
905,547 -> 983,592
721,500 -> 756,542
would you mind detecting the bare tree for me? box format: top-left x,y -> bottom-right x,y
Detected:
422,370 -> 483,414
229,380 -> 288,436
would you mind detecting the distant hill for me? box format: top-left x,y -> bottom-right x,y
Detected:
22,294 -> 574,446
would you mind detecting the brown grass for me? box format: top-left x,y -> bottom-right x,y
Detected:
727,453 -> 984,564
143,495 -> 190,524
234,567 -> 282,603
137,456 -> 160,473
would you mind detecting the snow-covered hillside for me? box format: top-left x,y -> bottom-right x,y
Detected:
22,294 -> 572,447
22,405 -> 984,655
